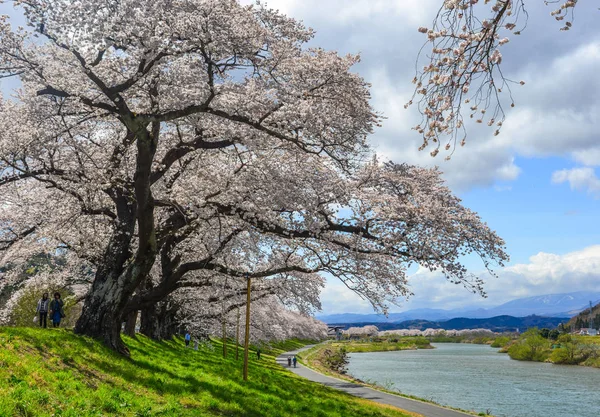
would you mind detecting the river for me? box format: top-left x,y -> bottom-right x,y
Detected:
346,343 -> 600,417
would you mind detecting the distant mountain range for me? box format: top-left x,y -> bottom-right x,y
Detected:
337,315 -> 568,332
318,291 -> 600,324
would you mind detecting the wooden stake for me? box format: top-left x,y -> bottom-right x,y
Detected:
236,306 -> 240,361
243,274 -> 251,381
222,277 -> 227,358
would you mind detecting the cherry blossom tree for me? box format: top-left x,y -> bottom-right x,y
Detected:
135,266 -> 324,341
344,325 -> 379,339
0,0 -> 508,354
178,291 -> 328,345
408,0 -> 587,156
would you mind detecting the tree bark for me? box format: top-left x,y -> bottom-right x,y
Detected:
124,310 -> 138,337
243,275 -> 251,381
140,300 -> 180,340
74,274 -> 134,354
75,122 -> 159,356
74,193 -> 137,355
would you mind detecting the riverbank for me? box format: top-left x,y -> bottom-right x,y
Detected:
279,345 -> 475,417
0,327 -> 417,417
300,341 -> 491,417
344,337 -> 433,352
299,338 -> 432,378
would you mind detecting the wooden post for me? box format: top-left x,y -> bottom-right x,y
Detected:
236,306 -> 240,361
243,274 -> 251,381
222,277 -> 227,358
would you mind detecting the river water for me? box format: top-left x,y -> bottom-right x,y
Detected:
346,343 -> 600,417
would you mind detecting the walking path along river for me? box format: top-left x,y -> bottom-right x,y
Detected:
276,345 -> 472,417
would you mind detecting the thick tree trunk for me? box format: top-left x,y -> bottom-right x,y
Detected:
76,123 -> 159,355
124,310 -> 138,337
74,194 -> 137,354
74,277 -> 132,354
140,301 -> 180,340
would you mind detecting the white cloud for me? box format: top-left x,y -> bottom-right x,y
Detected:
319,245 -> 600,314
552,167 -> 600,198
366,68 -> 523,191
319,276 -> 374,314
244,2 -> 600,192
256,0 -> 438,24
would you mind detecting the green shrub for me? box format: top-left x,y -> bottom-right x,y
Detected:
507,329 -> 550,362
320,346 -> 349,374
491,336 -> 511,348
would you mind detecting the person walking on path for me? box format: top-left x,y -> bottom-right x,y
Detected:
36,293 -> 50,328
287,356 -> 292,367
49,292 -> 64,328
256,347 -> 261,360
292,356 -> 297,368
185,332 -> 191,348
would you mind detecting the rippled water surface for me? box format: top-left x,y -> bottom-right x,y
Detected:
346,343 -> 600,417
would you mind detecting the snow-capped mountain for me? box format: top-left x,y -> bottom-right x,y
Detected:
317,291 -> 600,324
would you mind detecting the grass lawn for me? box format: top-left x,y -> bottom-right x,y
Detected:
0,328 -> 419,417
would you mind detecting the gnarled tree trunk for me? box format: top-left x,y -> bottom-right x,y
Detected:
140,300 -> 180,340
75,278 -> 133,354
76,124 -> 159,356
123,310 -> 139,337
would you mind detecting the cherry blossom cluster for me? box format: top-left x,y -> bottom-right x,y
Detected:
379,328 -> 496,337
344,325 -> 379,338
548,0 -> 578,30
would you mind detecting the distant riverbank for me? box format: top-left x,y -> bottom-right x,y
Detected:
501,330 -> 600,368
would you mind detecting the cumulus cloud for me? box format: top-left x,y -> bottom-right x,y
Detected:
319,277 -> 374,314
552,167 -> 600,198
246,0 -> 600,192
319,245 -> 600,314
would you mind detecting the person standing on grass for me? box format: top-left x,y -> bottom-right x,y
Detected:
185,332 -> 191,348
256,347 -> 261,360
292,356 -> 297,368
49,292 -> 64,328
36,293 -> 50,328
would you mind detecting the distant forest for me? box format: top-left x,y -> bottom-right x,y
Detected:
567,302 -> 600,330
331,315 -> 568,332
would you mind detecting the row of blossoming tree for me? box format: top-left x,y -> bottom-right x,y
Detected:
0,0 -> 508,355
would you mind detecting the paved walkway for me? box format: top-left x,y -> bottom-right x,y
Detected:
276,345 -> 472,417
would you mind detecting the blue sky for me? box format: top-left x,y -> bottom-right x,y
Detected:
463,156 -> 600,265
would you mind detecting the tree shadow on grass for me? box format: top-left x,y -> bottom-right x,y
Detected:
81,341 -> 359,417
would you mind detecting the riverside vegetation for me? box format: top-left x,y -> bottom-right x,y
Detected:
0,328 -> 420,417
423,327 -> 600,368
498,328 -> 600,367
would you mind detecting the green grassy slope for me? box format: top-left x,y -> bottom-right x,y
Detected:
0,328 -> 418,417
